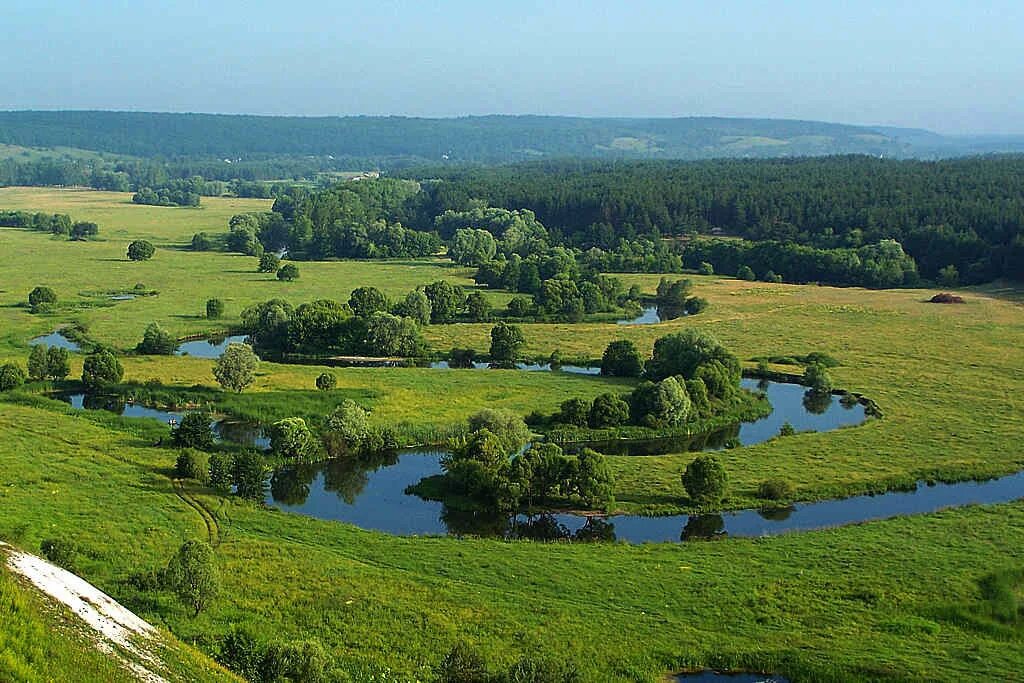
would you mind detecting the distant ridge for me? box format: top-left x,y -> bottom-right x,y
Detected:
0,110 -> 1022,162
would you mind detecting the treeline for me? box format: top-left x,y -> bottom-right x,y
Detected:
402,156 -> 1024,282
0,210 -> 99,239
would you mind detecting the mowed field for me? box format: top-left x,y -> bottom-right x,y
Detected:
0,188 -> 1023,680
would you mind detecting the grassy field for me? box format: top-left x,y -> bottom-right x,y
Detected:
1,188 -> 1023,680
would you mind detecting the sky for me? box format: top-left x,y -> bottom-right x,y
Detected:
3,0 -> 1022,134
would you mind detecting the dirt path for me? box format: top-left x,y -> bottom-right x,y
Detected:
0,541 -> 168,683
173,480 -> 221,547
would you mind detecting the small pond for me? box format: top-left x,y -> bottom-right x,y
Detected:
59,393 -> 268,450
28,331 -> 81,352
175,335 -> 250,358
617,306 -> 661,325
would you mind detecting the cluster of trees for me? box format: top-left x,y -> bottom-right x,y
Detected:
132,177 -> 204,206
550,331 -> 743,432
1,210 -> 99,240
682,237 -> 921,288
27,344 -> 71,381
0,362 -> 27,391
653,277 -> 708,319
175,446 -> 268,501
136,322 -> 177,355
217,627 -> 329,683
438,409 -> 615,512
578,238 -> 684,272
408,156 -> 1024,283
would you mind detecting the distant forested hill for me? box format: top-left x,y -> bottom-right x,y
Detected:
1,110 -> 1022,162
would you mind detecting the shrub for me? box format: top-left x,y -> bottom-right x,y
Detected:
929,292 -> 965,304
127,239 -> 155,261
448,347 -> 478,368
28,286 -> 57,312
682,454 -> 728,504
600,339 -> 643,377
436,642 -> 489,683
81,350 -> 123,389
315,372 -> 336,390
466,408 -> 531,454
137,322 -> 177,355
588,393 -> 630,428
270,417 -> 317,460
349,286 -> 389,318
276,263 -> 299,281
507,295 -> 534,317
206,298 -> 225,319
175,449 -> 210,482
757,479 -> 795,500
27,345 -> 48,381
172,412 -> 215,450
258,252 -> 281,273
465,291 -> 492,321
323,400 -> 371,456
684,296 -> 709,315
778,422 -> 796,437
70,222 -> 98,240
737,264 -> 756,280
232,450 -> 267,500
46,346 -> 71,381
698,261 -> 714,275
40,539 -> 79,572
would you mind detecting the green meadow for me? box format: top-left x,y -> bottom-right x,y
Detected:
0,188 -> 1023,680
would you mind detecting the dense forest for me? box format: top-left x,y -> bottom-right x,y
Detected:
3,111 -> 1024,161
404,156 -> 1024,282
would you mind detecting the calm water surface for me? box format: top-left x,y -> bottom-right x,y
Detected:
29,331 -> 81,351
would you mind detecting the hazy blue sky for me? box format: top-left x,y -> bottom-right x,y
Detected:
3,1 -> 1022,133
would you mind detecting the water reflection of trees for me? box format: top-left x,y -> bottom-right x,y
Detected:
680,514 -> 727,541
82,393 -> 126,413
757,505 -> 795,522
440,510 -> 618,542
802,389 -> 833,415
565,423 -> 741,457
269,450 -> 400,506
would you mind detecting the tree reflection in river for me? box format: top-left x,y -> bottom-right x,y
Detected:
681,514 -> 727,541
269,449 -> 401,506
802,389 -> 833,415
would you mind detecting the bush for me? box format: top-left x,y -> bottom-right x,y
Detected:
323,400 -> 370,456
172,412 -> 215,450
258,252 -> 281,273
137,322 -> 177,355
684,296 -> 709,315
757,479 -> 795,500
127,239 -> 155,261
27,345 -> 48,381
681,454 -> 728,504
206,298 -> 225,319
191,232 -> 214,251
588,393 -> 630,428
213,343 -> 259,392
556,397 -> 591,427
698,261 -> 714,275
232,450 -> 267,500
507,295 -> 534,317
600,339 -> 644,377
315,372 -> 336,390
208,453 -> 234,493
175,449 -> 210,482
28,286 -> 57,312
449,347 -> 478,368
40,539 -> 79,572
269,417 -> 317,460
81,350 -> 123,389
277,263 -> 300,281
436,642 -> 489,683
803,362 -> 833,392
737,264 -> 756,280
778,422 -> 796,437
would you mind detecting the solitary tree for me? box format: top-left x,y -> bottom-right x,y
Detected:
269,417 -> 317,460
258,252 -> 281,273
803,363 -> 833,393
81,350 -> 123,390
206,298 -> 225,319
27,345 -> 48,381
276,264 -> 299,281
213,343 -> 259,392
681,454 -> 728,504
137,322 -> 177,355
322,400 -> 370,456
0,363 -> 26,391
207,453 -> 234,494
165,540 -> 219,617
46,347 -> 71,380
315,372 -> 336,391
232,450 -> 267,500
172,412 -> 215,450
489,322 -> 524,364
465,292 -> 492,321
127,240 -> 155,261
28,286 -> 57,313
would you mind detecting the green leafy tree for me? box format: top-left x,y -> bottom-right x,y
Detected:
276,263 -> 299,281
465,408 -> 531,454
803,363 -> 833,393
449,228 -> 498,266
349,286 -> 389,318
27,345 -> 48,381
207,453 -> 234,494
258,252 -> 281,273
70,222 -> 98,240
270,417 -> 317,460
206,298 -> 225,319
365,312 -> 425,356
682,454 -> 728,504
172,412 -> 215,450
322,400 -> 370,456
424,280 -> 465,322
394,290 -> 432,326
645,329 -> 741,392
127,239 -> 155,261
556,398 -> 591,427
489,322 -> 524,364
28,286 -> 57,312
698,261 -> 714,275
232,450 -> 267,500
465,292 -> 492,321
737,264 -> 756,280
165,540 -> 219,617
574,449 -> 614,507
630,377 -> 692,427
213,343 -> 259,392
81,350 -> 123,390
600,340 -> 644,377
507,295 -> 533,317
175,449 -> 209,482
588,393 -> 630,428
191,232 -> 214,251
315,372 -> 336,391
46,346 -> 71,380
137,322 -> 177,355
0,363 -> 26,391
